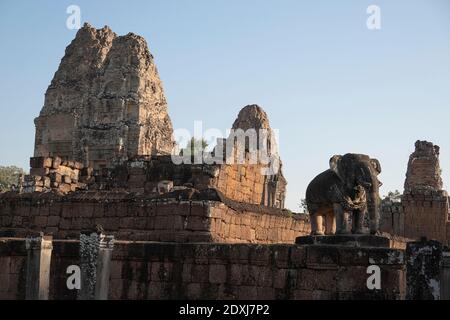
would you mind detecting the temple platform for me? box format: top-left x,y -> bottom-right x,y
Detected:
295,234 -> 392,248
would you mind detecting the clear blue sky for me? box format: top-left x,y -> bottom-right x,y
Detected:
0,1 -> 449,210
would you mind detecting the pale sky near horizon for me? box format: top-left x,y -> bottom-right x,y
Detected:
0,0 -> 449,211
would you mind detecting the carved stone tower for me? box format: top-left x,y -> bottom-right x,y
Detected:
34,23 -> 174,169
402,141 -> 449,244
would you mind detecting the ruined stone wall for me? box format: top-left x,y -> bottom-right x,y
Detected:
380,200 -> 404,236
0,238 -> 406,300
0,239 -> 26,299
207,202 -> 308,243
34,23 -> 174,169
108,242 -> 405,300
20,156 -> 93,194
18,151 -> 285,210
0,192 -> 309,243
403,190 -> 449,244
447,222 -> 450,246
94,155 -> 286,209
213,163 -> 286,208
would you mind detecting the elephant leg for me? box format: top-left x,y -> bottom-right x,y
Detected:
351,210 -> 359,234
324,210 -> 336,235
369,204 -> 380,235
335,204 -> 350,235
353,209 -> 366,234
310,212 -> 325,236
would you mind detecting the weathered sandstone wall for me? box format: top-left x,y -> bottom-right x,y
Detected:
0,191 -> 308,243
0,238 -> 406,300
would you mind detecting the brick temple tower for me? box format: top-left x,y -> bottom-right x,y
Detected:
402,141 -> 449,244
34,23 -> 174,169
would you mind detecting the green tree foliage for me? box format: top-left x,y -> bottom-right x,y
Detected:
300,198 -> 309,214
180,138 -> 209,157
0,165 -> 26,191
385,190 -> 402,201
383,190 -> 402,202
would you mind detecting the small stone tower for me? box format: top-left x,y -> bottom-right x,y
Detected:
402,140 -> 449,244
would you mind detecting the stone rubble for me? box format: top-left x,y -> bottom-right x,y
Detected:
20,156 -> 93,194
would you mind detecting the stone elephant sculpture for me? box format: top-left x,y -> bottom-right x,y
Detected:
305,153 -> 382,235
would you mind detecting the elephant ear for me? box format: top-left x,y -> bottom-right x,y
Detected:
370,158 -> 382,175
329,155 -> 344,181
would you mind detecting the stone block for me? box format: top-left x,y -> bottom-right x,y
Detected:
43,177 -> 51,188
70,169 -> 79,181
0,257 -> 11,273
49,172 -> 62,183
30,157 -> 52,168
108,279 -> 123,300
191,265 -> 210,283
74,162 -> 83,170
34,216 -> 48,227
209,264 -> 227,284
338,247 -> 370,266
59,183 -> 71,194
368,249 -> 404,265
306,246 -> 339,268
238,286 -> 258,299
273,246 -> 290,268
33,186 -> 44,192
9,257 -> 25,274
336,266 -> 371,292
128,174 -> 146,184
249,245 -> 271,266
30,167 -> 50,177
292,289 -> 313,300
80,167 -> 93,177
186,216 -> 209,231
297,268 -> 337,291
186,283 -> 202,299
182,264 -> 192,283
47,216 -> 60,227
296,235 -> 391,248
52,156 -> 62,169
290,246 -> 307,267
274,269 -> 288,289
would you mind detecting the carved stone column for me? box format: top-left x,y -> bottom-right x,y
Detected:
78,232 -> 114,300
441,251 -> 450,300
406,239 -> 442,300
25,234 -> 53,300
